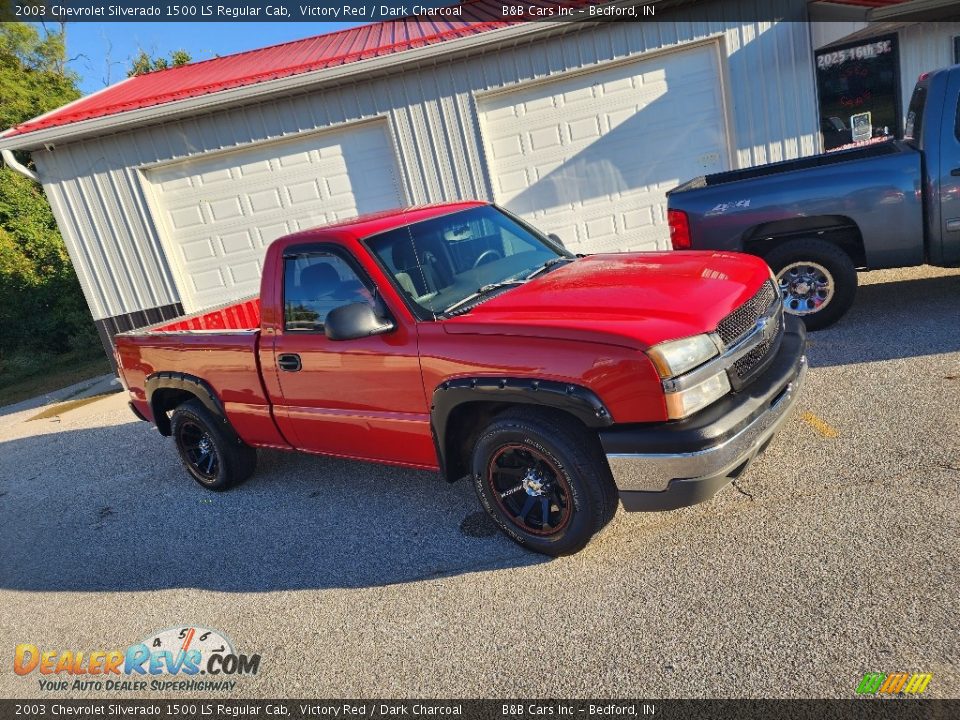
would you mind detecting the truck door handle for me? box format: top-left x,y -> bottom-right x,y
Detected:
277,353 -> 301,372
951,168 -> 960,176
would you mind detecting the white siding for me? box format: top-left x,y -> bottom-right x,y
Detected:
898,23 -> 960,119
32,0 -> 816,322
810,21 -> 867,50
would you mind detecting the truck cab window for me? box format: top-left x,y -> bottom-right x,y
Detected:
284,253 -> 372,331
904,83 -> 926,145
366,205 -> 567,316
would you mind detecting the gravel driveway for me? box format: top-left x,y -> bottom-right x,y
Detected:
1,265 -> 958,699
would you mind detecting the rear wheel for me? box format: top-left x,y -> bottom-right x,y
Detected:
471,409 -> 617,556
170,399 -> 256,491
764,239 -> 857,330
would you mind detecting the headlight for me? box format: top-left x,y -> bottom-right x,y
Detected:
664,371 -> 731,420
647,334 -> 718,378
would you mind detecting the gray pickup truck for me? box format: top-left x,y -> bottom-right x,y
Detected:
667,64 -> 960,329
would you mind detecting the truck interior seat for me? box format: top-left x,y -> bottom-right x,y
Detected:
298,261 -> 342,300
392,237 -> 445,298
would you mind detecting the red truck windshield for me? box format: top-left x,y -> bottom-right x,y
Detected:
365,205 -> 569,317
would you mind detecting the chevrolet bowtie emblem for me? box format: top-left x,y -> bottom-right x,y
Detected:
757,316 -> 776,341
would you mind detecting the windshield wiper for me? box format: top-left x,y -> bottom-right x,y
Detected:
442,279 -> 527,316
441,257 -> 577,316
524,256 -> 574,281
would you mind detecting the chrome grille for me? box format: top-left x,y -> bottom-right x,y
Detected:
717,281 -> 777,347
732,311 -> 782,379
659,278 -> 785,406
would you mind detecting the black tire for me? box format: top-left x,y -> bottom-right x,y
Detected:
764,239 -> 857,330
470,408 -> 617,556
170,398 -> 257,491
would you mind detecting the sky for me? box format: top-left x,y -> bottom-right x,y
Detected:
63,22 -> 367,94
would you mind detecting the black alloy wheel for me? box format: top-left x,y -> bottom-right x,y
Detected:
176,419 -> 221,482
486,443 -> 573,536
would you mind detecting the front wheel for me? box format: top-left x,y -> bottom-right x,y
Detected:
471,409 -> 617,556
764,239 -> 857,331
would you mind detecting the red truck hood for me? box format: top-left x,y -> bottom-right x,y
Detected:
441,251 -> 771,350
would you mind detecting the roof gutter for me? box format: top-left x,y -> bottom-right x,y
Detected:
0,21 -> 570,153
1,148 -> 39,182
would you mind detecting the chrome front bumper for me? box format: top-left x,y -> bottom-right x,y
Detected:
603,318 -> 807,512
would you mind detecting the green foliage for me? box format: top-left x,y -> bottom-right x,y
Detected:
0,166 -> 98,357
128,48 -> 192,77
170,49 -> 191,67
0,22 -> 80,131
0,23 -> 99,365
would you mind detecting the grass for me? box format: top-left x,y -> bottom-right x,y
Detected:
0,351 -> 112,408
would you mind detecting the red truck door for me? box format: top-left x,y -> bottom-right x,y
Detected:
268,246 -> 436,468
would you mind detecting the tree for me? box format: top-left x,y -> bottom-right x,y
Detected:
0,169 -> 96,355
0,23 -> 96,364
0,22 -> 80,132
128,48 -> 191,77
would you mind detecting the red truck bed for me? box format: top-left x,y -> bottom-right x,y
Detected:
153,298 -> 261,333
115,295 -> 287,449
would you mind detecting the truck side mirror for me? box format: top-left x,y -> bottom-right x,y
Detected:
548,233 -> 565,249
324,302 -> 395,341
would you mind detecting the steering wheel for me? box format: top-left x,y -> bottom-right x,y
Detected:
473,249 -> 503,269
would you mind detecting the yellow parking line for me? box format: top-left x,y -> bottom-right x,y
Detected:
800,411 -> 839,439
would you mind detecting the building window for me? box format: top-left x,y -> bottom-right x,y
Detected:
815,34 -> 901,150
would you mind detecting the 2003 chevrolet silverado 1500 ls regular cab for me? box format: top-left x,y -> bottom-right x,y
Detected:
116,202 -> 807,555
667,64 -> 960,330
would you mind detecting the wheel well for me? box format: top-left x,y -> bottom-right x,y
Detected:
743,217 -> 867,269
441,402 -> 586,482
150,388 -> 199,436
146,372 -> 228,437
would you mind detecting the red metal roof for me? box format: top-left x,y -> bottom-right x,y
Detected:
2,2 -> 542,140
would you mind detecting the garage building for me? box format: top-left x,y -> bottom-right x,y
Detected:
1,0 -> 829,357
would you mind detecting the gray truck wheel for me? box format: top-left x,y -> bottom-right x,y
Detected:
764,239 -> 857,330
470,408 -> 617,556
170,398 -> 257,491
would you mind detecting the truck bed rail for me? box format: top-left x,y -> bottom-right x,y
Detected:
120,297 -> 262,335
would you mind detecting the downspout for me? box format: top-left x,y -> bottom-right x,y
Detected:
1,148 -> 40,182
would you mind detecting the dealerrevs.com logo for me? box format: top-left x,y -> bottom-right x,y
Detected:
14,626 -> 261,692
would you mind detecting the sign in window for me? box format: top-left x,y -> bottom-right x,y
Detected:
815,34 -> 901,151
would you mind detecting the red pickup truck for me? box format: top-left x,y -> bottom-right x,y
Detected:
116,201 -> 807,555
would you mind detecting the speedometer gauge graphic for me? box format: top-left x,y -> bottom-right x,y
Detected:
140,626 -> 235,657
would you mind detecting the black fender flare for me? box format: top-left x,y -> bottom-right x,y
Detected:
430,377 -> 614,480
145,372 -> 229,437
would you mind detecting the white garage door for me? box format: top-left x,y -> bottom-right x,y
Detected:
145,120 -> 404,312
479,43 -> 729,254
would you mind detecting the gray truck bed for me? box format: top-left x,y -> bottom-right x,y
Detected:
671,140 -> 908,193
667,140 -> 923,271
